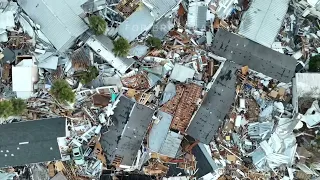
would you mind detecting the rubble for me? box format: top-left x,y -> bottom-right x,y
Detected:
1,0 -> 320,179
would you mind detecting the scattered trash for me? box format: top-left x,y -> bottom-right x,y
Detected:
1,0 -> 320,179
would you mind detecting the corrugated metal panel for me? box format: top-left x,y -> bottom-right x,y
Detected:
63,0 -> 86,15
186,5 -> 197,29
118,5 -> 154,42
148,111 -> 173,153
152,17 -> 174,39
159,131 -> 183,158
86,36 -> 134,74
186,2 -> 207,30
238,0 -> 290,47
18,0 -> 88,51
295,73 -> 320,98
197,6 -> 207,29
143,0 -> 181,20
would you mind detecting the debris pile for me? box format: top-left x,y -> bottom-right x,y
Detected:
1,0 -> 320,179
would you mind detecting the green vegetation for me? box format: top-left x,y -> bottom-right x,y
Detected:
159,52 -> 166,58
89,15 -> 107,35
0,100 -> 14,118
112,37 -> 130,57
309,55 -> 320,72
11,98 -> 27,116
50,79 -> 75,103
79,66 -> 99,85
0,98 -> 26,118
146,36 -> 161,49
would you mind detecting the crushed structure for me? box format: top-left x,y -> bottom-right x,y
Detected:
238,0 -> 290,47
101,96 -> 154,168
17,0 -> 88,51
2,0 -> 320,179
210,29 -> 297,83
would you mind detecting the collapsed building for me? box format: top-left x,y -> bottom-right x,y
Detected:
17,0 -> 88,51
101,96 -> 155,169
1,0 -> 320,179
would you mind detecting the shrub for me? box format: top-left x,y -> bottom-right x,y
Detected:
0,98 -> 26,118
89,15 -> 107,35
146,37 -> 161,49
50,79 -> 75,103
80,66 -> 99,85
309,55 -> 320,72
112,37 -> 130,57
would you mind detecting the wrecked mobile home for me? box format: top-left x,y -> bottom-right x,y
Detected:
1,0 -> 320,179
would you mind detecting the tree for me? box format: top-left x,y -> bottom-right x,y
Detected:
50,79 -> 75,103
80,66 -> 99,84
0,100 -> 14,118
89,15 -> 107,35
0,98 -> 26,118
146,37 -> 161,49
309,55 -> 320,72
11,98 -> 26,115
113,37 -> 130,57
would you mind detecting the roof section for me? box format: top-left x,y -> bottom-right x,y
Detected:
149,111 -> 173,153
0,117 -> 66,167
12,59 -> 37,92
2,48 -> 15,63
101,96 -> 155,166
142,0 -> 181,20
18,0 -> 88,51
71,47 -> 90,71
118,4 -> 155,42
51,172 -> 68,180
81,0 -> 106,13
238,0 -> 290,47
186,61 -> 239,144
192,143 -> 219,178
12,59 -> 38,99
159,131 -> 183,158
86,35 -> 134,74
63,0 -> 86,15
0,11 -> 14,30
152,17 -> 174,39
210,29 -> 296,83
170,64 -> 195,82
295,73 -> 320,98
186,1 -> 207,30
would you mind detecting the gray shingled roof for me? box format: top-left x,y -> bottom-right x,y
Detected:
0,118 -> 66,167
210,29 -> 296,83
186,61 -> 239,144
18,0 -> 88,51
187,29 -> 296,144
101,96 -> 155,166
192,143 -> 219,178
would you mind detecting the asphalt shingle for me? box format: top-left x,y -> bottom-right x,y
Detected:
186,61 -> 239,144
0,117 -> 66,167
210,29 -> 296,83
